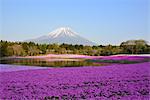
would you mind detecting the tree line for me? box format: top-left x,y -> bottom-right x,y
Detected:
0,40 -> 149,57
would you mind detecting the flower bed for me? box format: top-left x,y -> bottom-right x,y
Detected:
90,56 -> 150,64
0,62 -> 150,99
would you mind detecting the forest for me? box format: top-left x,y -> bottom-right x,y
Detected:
0,40 -> 149,57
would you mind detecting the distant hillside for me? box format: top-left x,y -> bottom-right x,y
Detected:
0,39 -> 149,57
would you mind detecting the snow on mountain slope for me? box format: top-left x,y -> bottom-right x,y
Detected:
48,27 -> 77,38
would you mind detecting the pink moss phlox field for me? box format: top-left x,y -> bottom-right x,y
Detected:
0,62 -> 150,99
23,54 -> 98,59
0,64 -> 50,72
96,55 -> 150,61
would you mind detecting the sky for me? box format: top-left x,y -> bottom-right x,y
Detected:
0,0 -> 149,45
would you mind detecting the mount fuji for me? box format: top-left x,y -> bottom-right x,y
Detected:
25,27 -> 97,45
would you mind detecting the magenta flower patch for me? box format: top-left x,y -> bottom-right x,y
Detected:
0,61 -> 150,99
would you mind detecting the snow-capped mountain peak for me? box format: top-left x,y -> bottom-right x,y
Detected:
25,27 -> 97,46
48,27 -> 77,38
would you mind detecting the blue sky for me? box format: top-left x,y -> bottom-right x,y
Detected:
0,0 -> 149,45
